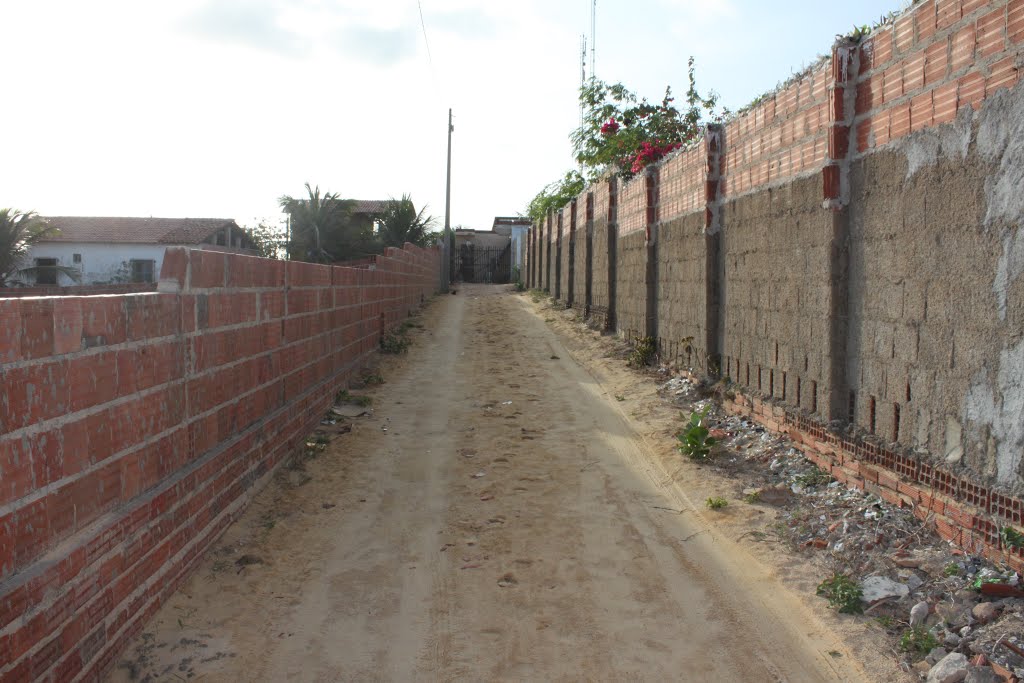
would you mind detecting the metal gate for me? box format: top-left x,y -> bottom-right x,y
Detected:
452,244 -> 512,284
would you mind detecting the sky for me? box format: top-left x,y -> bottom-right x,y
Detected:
2,0 -> 908,234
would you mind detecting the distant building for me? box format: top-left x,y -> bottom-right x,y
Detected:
453,227 -> 512,283
27,217 -> 254,285
491,217 -> 531,273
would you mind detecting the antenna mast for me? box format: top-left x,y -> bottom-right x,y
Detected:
590,0 -> 596,82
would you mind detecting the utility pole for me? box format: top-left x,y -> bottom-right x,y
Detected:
445,108 -> 453,234
444,108 -> 454,290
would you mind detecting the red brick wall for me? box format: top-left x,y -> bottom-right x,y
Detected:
723,61 -> 832,197
0,244 -> 439,682
855,0 -> 1023,154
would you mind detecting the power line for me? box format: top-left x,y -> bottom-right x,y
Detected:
417,0 -> 434,67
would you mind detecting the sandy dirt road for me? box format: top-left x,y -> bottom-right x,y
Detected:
109,284 -> 888,682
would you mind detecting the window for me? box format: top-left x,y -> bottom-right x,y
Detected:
34,258 -> 58,285
72,253 -> 82,263
130,259 -> 156,283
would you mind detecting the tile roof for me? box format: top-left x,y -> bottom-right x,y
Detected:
349,200 -> 391,215
40,217 -> 239,245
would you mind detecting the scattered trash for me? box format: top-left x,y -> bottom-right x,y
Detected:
497,573 -> 518,588
472,472 -> 486,479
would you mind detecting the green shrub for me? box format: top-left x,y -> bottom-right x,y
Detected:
816,574 -> 863,614
677,406 -> 716,460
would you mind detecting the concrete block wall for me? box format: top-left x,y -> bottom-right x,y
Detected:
525,0 -> 1024,566
657,144 -> 711,370
614,177 -> 649,341
0,244 -> 440,681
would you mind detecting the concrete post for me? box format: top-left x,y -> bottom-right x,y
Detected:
567,199 -> 577,309
584,193 -> 594,318
644,167 -> 659,341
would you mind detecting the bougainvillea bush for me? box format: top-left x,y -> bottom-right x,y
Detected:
571,57 -> 721,179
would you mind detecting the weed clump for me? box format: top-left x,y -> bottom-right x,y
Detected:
899,626 -> 939,655
706,496 -> 728,510
380,332 -> 411,354
627,336 -> 657,368
816,574 -> 863,614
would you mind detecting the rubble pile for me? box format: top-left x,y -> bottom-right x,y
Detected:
657,370 -> 1024,681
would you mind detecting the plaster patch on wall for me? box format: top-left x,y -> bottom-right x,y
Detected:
993,227 -> 1024,320
975,85 -> 1024,319
900,105 -> 972,179
965,338 -> 1024,484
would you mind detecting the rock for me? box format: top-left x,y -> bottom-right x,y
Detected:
964,665 -> 1001,683
911,601 -> 930,627
756,485 -> 793,506
971,602 -> 1000,624
861,576 -> 911,603
943,630 -> 961,648
936,603 -> 972,630
927,652 -> 968,683
899,569 -> 925,591
927,648 -> 949,666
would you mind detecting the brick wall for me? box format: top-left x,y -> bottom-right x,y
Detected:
0,244 -> 439,681
527,0 -> 1024,569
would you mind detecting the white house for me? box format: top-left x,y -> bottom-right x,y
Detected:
27,217 -> 255,285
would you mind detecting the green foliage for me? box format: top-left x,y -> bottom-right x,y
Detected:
244,220 -> 287,259
1003,526 -> 1024,549
380,332 -> 411,354
706,496 -> 728,509
526,170 -> 586,222
335,390 -> 372,407
377,194 -> 436,248
744,491 -> 761,504
571,58 -> 721,180
899,626 -> 939,655
677,406 -> 717,460
628,336 -> 658,368
279,183 -> 387,263
874,615 -> 896,629
943,562 -> 961,577
0,210 -> 81,286
816,574 -> 863,614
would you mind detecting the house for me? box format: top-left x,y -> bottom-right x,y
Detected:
491,217 -> 532,274
27,217 -> 255,285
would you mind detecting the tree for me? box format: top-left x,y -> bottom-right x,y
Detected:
278,183 -> 361,262
571,58 -> 720,180
0,209 -> 80,287
376,194 -> 436,248
243,220 -> 287,259
525,170 -> 586,222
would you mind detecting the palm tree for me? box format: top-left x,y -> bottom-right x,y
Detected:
278,183 -> 354,262
377,194 -> 437,248
0,209 -> 80,286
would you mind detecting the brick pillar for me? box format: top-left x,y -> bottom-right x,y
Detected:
644,167 -> 659,341
606,176 -> 618,332
584,193 -> 594,318
545,210 -> 553,292
705,124 -> 725,378
825,39 -> 859,423
554,210 -> 563,300
568,199 -> 577,309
